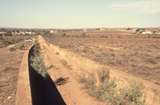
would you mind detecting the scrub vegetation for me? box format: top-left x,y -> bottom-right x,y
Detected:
80,70 -> 145,105
30,39 -> 48,77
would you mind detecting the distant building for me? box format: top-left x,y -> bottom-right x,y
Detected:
11,31 -> 35,35
49,30 -> 57,34
142,31 -> 153,35
25,31 -> 34,35
0,32 -> 6,35
95,28 -> 106,31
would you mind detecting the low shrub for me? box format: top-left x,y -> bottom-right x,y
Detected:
30,55 -> 48,77
79,70 -> 145,105
30,41 -> 48,77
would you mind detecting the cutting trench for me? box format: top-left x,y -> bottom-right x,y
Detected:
28,45 -> 66,105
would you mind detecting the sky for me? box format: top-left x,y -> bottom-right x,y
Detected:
0,0 -> 160,28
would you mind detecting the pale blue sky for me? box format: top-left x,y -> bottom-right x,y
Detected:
0,0 -> 160,28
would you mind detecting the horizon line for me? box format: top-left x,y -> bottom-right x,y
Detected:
0,26 -> 160,30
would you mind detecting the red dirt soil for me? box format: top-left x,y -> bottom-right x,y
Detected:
0,48 -> 24,105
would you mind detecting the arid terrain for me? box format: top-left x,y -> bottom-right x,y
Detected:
0,28 -> 160,105
0,35 -> 32,105
0,48 -> 24,105
46,30 -> 160,85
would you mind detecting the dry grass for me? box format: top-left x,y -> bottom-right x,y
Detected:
79,70 -> 145,105
46,34 -> 160,85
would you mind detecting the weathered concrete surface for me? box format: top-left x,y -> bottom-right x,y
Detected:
16,50 -> 32,105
